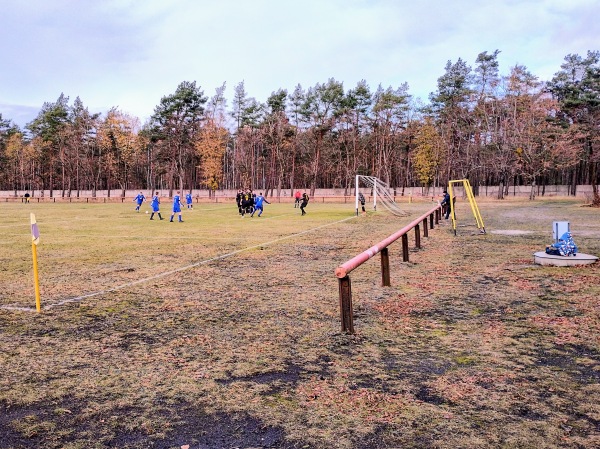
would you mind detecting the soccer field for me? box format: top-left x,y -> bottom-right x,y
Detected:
1,198 -> 599,448
0,201 -> 369,311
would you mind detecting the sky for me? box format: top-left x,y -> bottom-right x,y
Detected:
1,0 -> 598,128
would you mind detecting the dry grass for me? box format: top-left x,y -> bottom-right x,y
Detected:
0,197 -> 599,448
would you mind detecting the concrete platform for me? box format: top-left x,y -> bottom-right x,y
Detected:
533,252 -> 598,266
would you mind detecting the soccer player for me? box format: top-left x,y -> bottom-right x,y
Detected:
149,192 -> 163,220
294,190 -> 301,208
170,191 -> 184,222
251,192 -> 270,217
134,191 -> 145,212
358,192 -> 366,215
236,189 -> 243,215
300,192 -> 309,216
185,192 -> 193,209
241,190 -> 254,217
440,190 -> 451,219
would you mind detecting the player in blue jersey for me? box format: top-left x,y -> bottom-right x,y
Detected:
185,192 -> 193,209
250,192 -> 270,217
149,192 -> 164,220
133,192 -> 145,212
170,191 -> 184,222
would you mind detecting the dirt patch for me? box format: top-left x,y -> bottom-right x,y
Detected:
156,410 -> 292,449
534,344 -> 600,384
491,229 -> 534,235
0,399 -> 299,449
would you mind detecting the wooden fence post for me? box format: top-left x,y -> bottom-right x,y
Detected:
338,276 -> 354,334
402,234 -> 409,262
423,218 -> 429,237
415,224 -> 421,248
380,247 -> 390,286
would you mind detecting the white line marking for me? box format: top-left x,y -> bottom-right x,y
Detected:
0,215 -> 356,312
0,305 -> 36,312
241,213 -> 291,220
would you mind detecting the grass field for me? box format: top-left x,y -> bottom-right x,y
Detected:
1,198 -> 599,448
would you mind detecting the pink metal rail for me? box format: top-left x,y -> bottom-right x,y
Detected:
335,204 -> 442,334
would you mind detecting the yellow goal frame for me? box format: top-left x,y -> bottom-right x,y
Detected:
448,179 -> 486,235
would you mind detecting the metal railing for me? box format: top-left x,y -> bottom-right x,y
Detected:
334,204 -> 442,334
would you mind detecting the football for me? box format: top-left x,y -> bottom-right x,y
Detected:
145,211 -> 149,214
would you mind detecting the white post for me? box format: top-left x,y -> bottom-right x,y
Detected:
373,177 -> 377,211
355,175 -> 359,216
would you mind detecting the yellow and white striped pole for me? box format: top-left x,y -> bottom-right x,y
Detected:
30,213 -> 41,312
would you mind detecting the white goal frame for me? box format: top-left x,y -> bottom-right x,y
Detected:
355,175 -> 406,217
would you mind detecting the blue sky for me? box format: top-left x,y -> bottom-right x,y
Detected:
1,0 -> 598,128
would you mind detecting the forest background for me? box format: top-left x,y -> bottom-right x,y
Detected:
1,50 -> 599,204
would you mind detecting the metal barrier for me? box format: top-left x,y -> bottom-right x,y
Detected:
334,204 -> 442,334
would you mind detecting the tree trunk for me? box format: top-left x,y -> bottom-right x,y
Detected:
497,179 -> 504,200
592,159 -> 599,206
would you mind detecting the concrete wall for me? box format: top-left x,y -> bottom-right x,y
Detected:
1,185 -> 595,201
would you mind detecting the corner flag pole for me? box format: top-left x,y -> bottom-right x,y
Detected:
30,213 -> 41,312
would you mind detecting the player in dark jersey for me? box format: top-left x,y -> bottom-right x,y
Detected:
300,193 -> 309,216
236,190 -> 243,214
241,190 -> 254,217
358,192 -> 366,214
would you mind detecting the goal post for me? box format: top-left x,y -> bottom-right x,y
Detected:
355,175 -> 359,215
447,179 -> 486,235
355,175 -> 406,217
355,175 -> 377,215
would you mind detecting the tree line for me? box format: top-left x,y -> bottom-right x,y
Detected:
1,50 -> 598,204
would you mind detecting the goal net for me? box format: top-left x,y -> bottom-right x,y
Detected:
355,175 -> 407,217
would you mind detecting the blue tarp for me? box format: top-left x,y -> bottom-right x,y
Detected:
546,232 -> 578,256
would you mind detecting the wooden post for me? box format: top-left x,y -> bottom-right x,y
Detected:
435,209 -> 440,224
429,213 -> 434,229
380,247 -> 390,286
402,234 -> 409,262
338,276 -> 354,334
415,224 -> 421,248
423,218 -> 429,237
